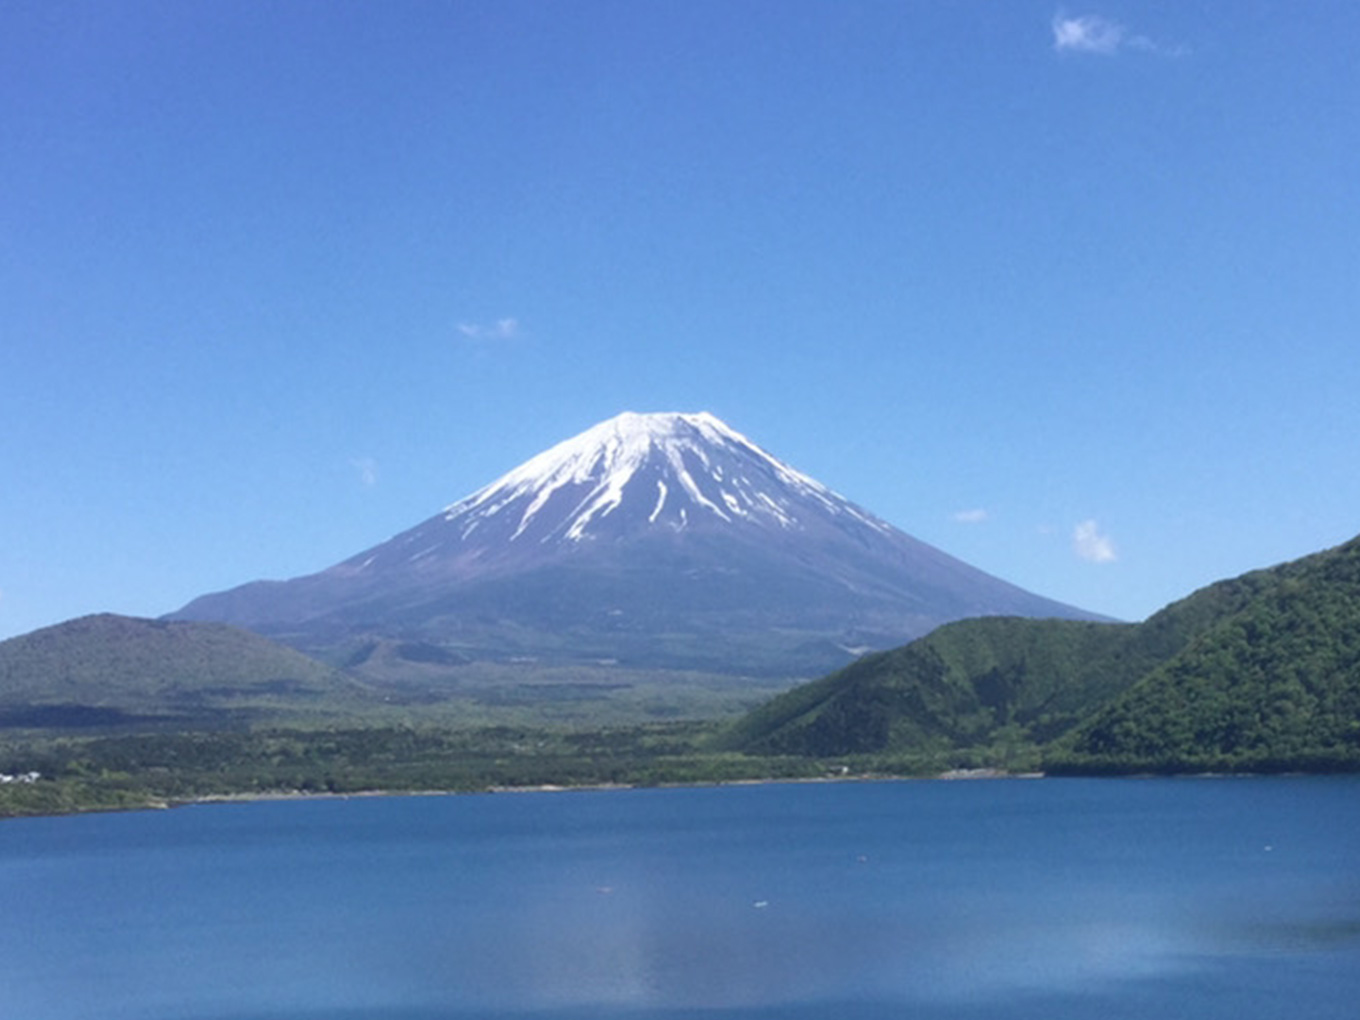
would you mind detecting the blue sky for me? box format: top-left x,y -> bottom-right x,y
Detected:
2,1 -> 1357,641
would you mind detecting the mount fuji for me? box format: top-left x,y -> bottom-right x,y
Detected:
171,412 -> 1104,677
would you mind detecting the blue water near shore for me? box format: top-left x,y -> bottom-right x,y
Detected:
2,776 -> 1358,1019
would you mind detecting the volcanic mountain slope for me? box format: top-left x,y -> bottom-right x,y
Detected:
172,412 -> 1102,676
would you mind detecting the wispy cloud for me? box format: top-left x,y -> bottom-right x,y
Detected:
1051,12 -> 1185,57
1052,13 -> 1124,54
457,317 -> 521,341
1072,519 -> 1117,563
351,457 -> 379,488
952,508 -> 990,524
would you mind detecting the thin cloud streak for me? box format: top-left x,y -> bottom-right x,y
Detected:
952,508 -> 990,524
1052,12 -> 1187,57
1073,519 -> 1117,563
457,317 -> 521,341
1052,13 -> 1125,54
351,457 -> 379,488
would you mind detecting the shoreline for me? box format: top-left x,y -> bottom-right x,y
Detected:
2,768 -> 1052,821
179,768 -> 1044,805
9,766 -> 1335,822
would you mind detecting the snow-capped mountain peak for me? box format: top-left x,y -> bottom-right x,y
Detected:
171,409 -> 1105,677
440,411 -> 888,545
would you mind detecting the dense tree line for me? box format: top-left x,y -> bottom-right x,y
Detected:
0,723 -> 827,818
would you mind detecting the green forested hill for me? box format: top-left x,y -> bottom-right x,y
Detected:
1055,536 -> 1360,771
0,614 -> 372,728
721,617 -> 1130,756
727,535 -> 1360,772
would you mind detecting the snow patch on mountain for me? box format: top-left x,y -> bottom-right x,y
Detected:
648,480 -> 668,524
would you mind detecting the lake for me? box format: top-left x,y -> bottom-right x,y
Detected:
1,777 -> 1358,1019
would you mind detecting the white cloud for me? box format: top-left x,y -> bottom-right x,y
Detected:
1052,12 -> 1185,56
1073,519 -> 1117,563
952,508 -> 990,524
351,457 -> 379,488
457,317 -> 520,341
1052,13 -> 1125,54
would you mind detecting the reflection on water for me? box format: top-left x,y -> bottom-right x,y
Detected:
1,777 -> 1358,1019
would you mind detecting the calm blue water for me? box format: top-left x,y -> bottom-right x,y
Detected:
1,777 -> 1358,1019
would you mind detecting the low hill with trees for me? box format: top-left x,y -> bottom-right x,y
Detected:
0,614 -> 373,729
725,535 -> 1360,773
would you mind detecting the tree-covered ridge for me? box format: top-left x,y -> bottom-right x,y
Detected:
723,617 -> 1145,757
1055,536 -> 1360,771
728,535 -> 1360,772
0,614 -> 371,725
